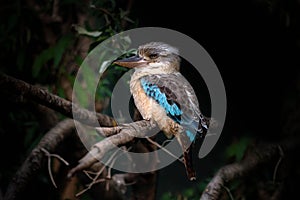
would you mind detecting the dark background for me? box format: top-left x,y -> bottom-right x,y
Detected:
0,0 -> 299,199
131,0 -> 300,197
132,0 -> 299,136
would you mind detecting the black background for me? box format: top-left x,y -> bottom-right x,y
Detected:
130,0 -> 299,196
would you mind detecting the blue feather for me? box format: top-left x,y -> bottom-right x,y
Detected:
186,130 -> 196,142
141,79 -> 183,118
141,78 -> 197,142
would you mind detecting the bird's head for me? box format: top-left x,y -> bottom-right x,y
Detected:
114,42 -> 180,73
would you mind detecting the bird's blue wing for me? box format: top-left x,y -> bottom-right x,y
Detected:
140,78 -> 182,123
140,73 -> 209,181
140,73 -> 208,144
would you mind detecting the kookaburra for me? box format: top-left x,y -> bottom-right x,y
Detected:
114,42 -> 208,180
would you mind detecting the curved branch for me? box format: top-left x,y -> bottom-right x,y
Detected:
68,120 -> 158,177
200,137 -> 300,200
4,119 -> 75,200
0,73 -> 116,127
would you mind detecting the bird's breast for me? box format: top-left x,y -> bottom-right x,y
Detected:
130,78 -> 161,120
130,78 -> 179,138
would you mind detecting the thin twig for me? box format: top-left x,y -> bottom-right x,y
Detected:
161,139 -> 172,147
107,155 -> 116,180
75,164 -> 107,196
41,148 -> 70,188
93,178 -> 106,184
145,137 -> 184,163
48,155 -> 57,188
107,146 -> 132,180
4,119 -> 75,200
273,145 -> 284,183
83,170 -> 96,180
75,184 -> 91,197
52,0 -> 59,17
51,0 -> 61,21
221,185 -> 234,200
41,148 -> 70,166
68,120 -> 158,177
76,147 -> 122,197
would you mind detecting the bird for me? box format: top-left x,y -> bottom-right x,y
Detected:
113,42 -> 209,180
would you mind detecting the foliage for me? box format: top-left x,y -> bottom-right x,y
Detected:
225,136 -> 252,162
32,35 -> 74,79
160,178 -> 211,200
0,0 -> 136,121
0,0 -> 136,199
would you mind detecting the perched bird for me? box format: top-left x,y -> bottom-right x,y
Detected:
114,42 -> 208,180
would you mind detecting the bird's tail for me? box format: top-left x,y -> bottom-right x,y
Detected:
183,146 -> 196,181
174,132 -> 196,181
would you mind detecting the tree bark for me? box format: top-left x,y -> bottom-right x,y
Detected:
4,119 -> 75,200
0,73 -> 116,127
200,137 -> 300,200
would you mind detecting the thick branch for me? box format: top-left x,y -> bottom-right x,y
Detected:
0,73 -> 116,127
200,137 -> 300,200
68,120 -> 158,177
4,119 -> 75,200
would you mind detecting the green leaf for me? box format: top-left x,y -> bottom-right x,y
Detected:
183,188 -> 195,198
75,55 -> 84,66
32,35 -> 73,77
73,24 -> 102,37
160,192 -> 173,200
32,47 -> 54,78
225,137 -> 251,161
123,16 -> 134,23
74,85 -> 90,108
57,86 -> 66,99
81,63 -> 97,94
53,35 -> 72,68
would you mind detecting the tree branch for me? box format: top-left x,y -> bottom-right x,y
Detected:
0,73 -> 116,127
4,119 -> 75,200
0,72 -> 161,199
200,137 -> 300,200
68,120 -> 158,177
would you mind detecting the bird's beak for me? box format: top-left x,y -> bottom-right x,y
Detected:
113,55 -> 147,68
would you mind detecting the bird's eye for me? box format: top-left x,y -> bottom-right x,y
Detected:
149,53 -> 158,59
